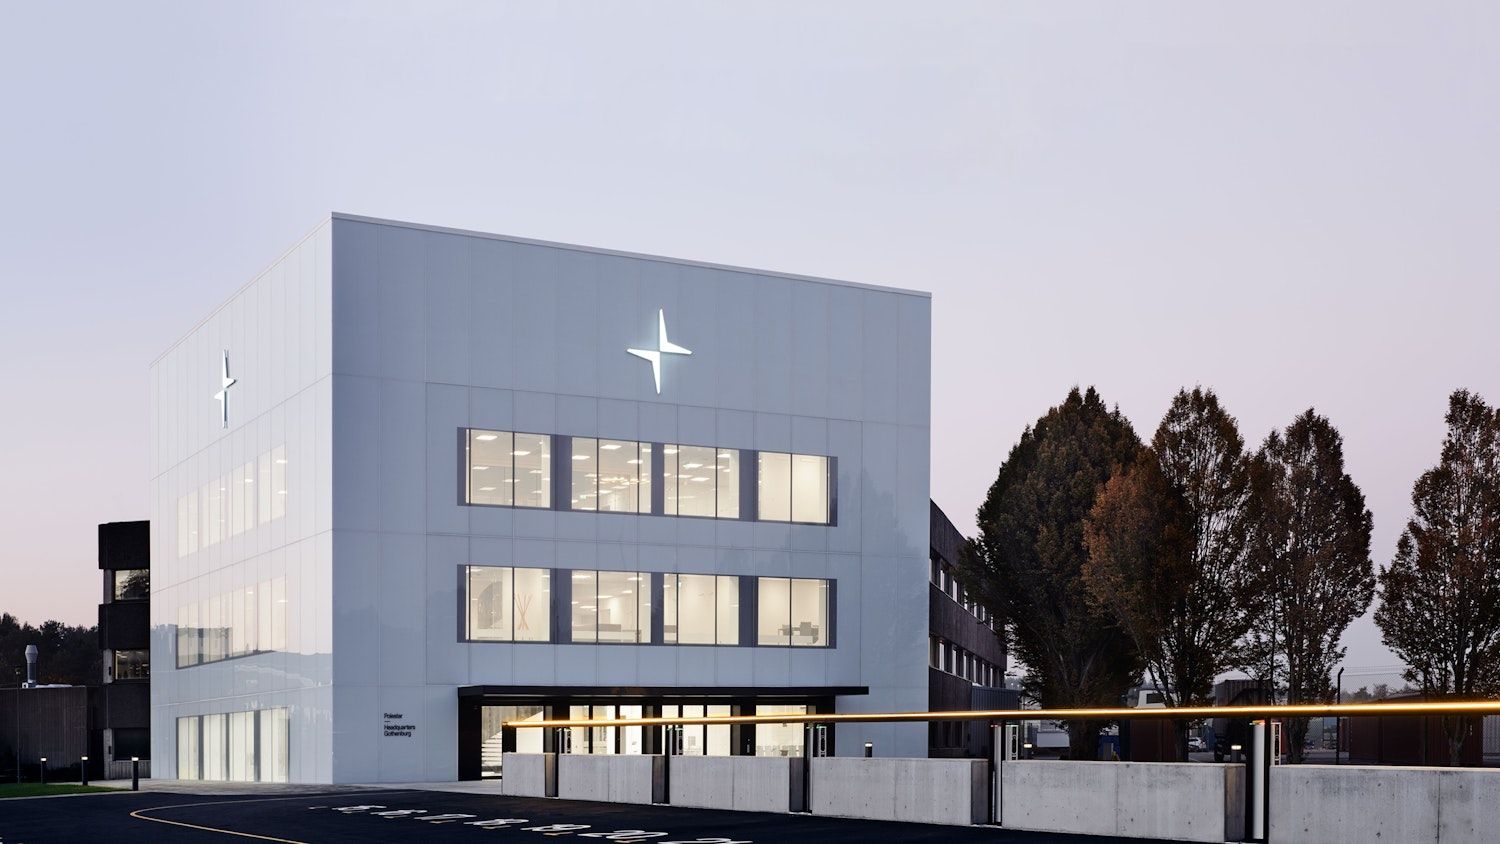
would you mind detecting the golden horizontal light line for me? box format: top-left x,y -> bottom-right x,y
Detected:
505,700 -> 1500,729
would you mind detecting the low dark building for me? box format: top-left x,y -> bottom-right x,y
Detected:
1,521 -> 151,782
1346,694 -> 1484,767
98,520 -> 152,778
927,501 -> 1016,758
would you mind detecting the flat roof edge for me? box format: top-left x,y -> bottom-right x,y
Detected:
331,212 -> 932,299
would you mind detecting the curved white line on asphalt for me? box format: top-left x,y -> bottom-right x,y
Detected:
128,789 -> 422,842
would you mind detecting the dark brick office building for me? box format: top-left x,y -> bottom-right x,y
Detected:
927,501 -> 1015,758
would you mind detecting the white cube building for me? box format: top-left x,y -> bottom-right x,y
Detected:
149,214 -> 932,783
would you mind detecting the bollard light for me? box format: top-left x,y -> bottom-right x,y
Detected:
39,757 -> 46,786
80,755 -> 89,787
863,742 -> 873,758
131,756 -> 141,791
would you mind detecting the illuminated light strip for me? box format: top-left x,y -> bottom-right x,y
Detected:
506,700 -> 1500,729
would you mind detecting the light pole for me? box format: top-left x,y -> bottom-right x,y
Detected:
13,668 -> 20,784
1335,667 -> 1345,765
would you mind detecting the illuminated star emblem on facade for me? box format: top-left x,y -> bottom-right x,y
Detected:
214,350 -> 237,428
627,309 -> 692,394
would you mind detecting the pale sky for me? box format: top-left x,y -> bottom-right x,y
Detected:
2,1 -> 1496,685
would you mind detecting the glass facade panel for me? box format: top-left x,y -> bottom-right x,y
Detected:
203,479 -> 225,547
177,716 -> 200,780
467,566 -> 513,641
258,708 -> 290,783
619,705 -> 645,755
716,450 -> 740,518
757,452 -> 792,521
270,445 -> 287,519
790,578 -> 828,646
676,445 -> 717,517
707,704 -> 732,756
675,574 -> 717,644
176,605 -> 193,668
570,437 -> 598,510
755,705 -> 807,756
202,713 -> 227,781
114,569 -> 149,600
663,575 -> 677,644
176,708 -> 289,783
513,567 -> 550,642
570,570 -> 597,643
177,493 -> 199,555
271,576 -> 287,651
792,454 -> 830,523
469,430 -> 515,506
638,444 -> 652,515
597,440 -> 641,513
757,577 -> 791,646
230,461 -> 253,537
716,576 -> 739,645
596,570 -> 640,643
513,433 -> 551,508
175,576 -> 287,669
257,451 -> 273,524
663,446 -> 679,515
229,711 -> 256,782
177,445 -> 288,557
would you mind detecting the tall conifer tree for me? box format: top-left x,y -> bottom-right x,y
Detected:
961,387 -> 1143,759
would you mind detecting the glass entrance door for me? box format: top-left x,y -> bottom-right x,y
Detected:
480,705 -> 545,778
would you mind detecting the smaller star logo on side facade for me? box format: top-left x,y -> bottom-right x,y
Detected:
214,350 -> 237,428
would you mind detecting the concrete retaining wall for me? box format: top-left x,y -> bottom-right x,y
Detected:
1002,760 -> 1244,842
557,754 -> 664,805
500,752 -> 555,798
668,756 -> 805,813
810,757 -> 987,826
1271,765 -> 1500,844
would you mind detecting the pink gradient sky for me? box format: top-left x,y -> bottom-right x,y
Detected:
2,2 -> 1496,685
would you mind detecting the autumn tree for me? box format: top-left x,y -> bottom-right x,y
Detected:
1376,389 -> 1500,766
1241,410 -> 1375,762
960,387 -> 1143,759
1084,388 -> 1258,760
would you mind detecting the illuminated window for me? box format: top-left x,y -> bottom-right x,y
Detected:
664,574 -> 739,645
571,438 -> 650,513
466,566 -> 553,642
758,452 -> 831,524
466,429 -> 551,508
756,577 -> 829,647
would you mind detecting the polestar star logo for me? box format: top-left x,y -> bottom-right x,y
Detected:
627,309 -> 692,394
214,350 -> 237,428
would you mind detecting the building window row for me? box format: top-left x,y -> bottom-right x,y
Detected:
176,576 -> 288,668
464,429 -> 833,525
480,703 -> 809,772
929,635 -> 1001,688
176,444 -> 288,557
465,565 -> 832,648
930,554 -> 994,627
176,707 -> 290,783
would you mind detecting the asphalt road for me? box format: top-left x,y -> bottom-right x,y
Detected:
0,788 -> 1156,843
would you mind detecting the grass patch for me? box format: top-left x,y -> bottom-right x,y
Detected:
0,783 -> 116,799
